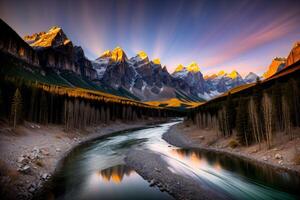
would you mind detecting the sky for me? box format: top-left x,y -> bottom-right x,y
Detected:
0,0 -> 300,76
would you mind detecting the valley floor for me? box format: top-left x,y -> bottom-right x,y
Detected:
0,119 -> 161,200
163,122 -> 300,174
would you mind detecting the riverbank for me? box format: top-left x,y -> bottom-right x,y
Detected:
163,122 -> 300,174
0,119 -> 162,200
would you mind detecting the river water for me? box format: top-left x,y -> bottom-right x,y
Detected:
49,121 -> 300,200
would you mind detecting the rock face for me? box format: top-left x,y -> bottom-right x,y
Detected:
73,46 -> 97,80
24,26 -> 97,79
263,57 -> 286,79
286,41 -> 300,66
0,19 -> 39,66
172,63 -> 208,97
93,48 -> 259,101
96,48 -> 187,101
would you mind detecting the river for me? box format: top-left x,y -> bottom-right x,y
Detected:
49,121 -> 300,200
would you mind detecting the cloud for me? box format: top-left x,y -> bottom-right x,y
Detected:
202,11 -> 300,67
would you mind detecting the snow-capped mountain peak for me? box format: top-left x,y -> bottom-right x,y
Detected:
244,72 -> 259,83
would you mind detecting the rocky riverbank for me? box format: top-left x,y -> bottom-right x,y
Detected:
0,119 -> 161,200
162,122 -> 300,175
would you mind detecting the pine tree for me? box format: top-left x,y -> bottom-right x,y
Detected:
11,88 -> 23,128
39,92 -> 48,124
225,93 -> 235,136
236,98 -> 251,146
248,97 -> 262,146
262,93 -> 273,148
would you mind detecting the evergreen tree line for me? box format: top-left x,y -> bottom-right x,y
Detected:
0,77 -> 181,130
189,76 -> 300,148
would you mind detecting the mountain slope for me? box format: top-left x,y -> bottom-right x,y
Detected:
286,41 -> 300,67
93,48 -> 204,102
24,26 -> 97,80
263,57 -> 286,79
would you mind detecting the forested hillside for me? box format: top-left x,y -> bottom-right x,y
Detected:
0,51 -> 181,130
189,60 -> 300,147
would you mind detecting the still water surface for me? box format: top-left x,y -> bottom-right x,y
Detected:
51,121 -> 300,200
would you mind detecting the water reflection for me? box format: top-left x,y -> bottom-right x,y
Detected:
49,121 -> 300,200
100,165 -> 133,184
50,123 -> 179,200
161,149 -> 300,200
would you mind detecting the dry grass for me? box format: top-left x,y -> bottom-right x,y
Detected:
294,153 -> 300,165
35,160 -> 44,167
145,98 -> 202,108
228,139 -> 239,148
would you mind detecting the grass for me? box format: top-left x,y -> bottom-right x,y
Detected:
228,139 -> 239,148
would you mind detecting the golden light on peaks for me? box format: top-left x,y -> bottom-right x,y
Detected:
186,62 -> 200,72
152,58 -> 161,65
227,70 -> 239,79
175,64 -> 185,72
218,70 -> 226,76
100,46 -> 127,62
24,26 -> 67,48
204,74 -> 218,80
137,51 -> 148,59
111,46 -> 125,62
100,50 -> 112,58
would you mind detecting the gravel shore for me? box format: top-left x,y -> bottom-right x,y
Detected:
0,120 -> 161,200
125,149 -> 225,200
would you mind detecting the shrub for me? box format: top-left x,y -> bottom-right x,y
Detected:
228,139 -> 239,148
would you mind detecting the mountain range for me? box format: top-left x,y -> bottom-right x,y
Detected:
1,19 -> 300,103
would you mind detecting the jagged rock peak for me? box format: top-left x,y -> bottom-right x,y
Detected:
204,74 -> 217,80
186,62 -> 200,72
137,51 -> 148,60
286,41 -> 300,66
24,26 -> 72,48
227,70 -> 240,79
217,70 -> 226,76
263,57 -> 286,78
174,62 -> 200,73
99,46 -> 128,62
175,64 -> 185,72
244,72 -> 259,83
152,58 -> 161,65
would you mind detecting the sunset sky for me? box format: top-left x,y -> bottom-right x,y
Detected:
1,0 -> 300,76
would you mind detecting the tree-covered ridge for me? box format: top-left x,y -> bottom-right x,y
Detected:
0,52 -> 182,130
189,60 -> 300,147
